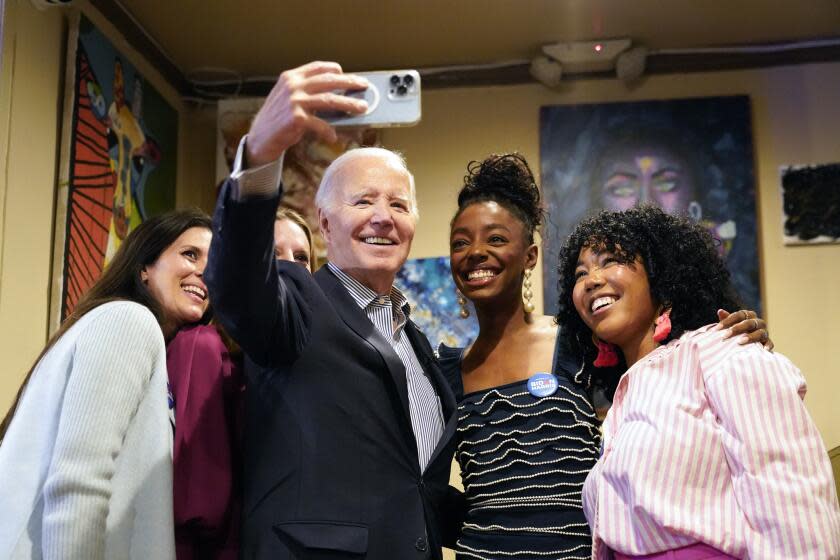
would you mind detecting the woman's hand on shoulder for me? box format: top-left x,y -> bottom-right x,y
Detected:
715,308 -> 773,351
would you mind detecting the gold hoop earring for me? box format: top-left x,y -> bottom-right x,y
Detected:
456,290 -> 470,319
523,269 -> 535,314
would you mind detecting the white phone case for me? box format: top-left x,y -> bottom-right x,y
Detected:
322,70 -> 421,128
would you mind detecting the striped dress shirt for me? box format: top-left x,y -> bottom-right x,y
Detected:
583,325 -> 840,559
328,263 -> 445,472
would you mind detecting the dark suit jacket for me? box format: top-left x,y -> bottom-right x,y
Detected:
205,180 -> 458,560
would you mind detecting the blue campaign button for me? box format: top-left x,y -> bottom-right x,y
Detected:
527,372 -> 558,398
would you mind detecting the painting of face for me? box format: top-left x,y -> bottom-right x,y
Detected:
449,201 -> 535,306
539,96 -> 760,316
597,144 -> 697,214
274,218 -> 312,271
319,155 -> 416,293
142,227 -> 211,337
571,246 -> 658,352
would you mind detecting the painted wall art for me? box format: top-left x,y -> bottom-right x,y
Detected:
395,256 -> 479,351
539,95 -> 761,314
216,98 -> 378,263
780,162 -> 840,244
52,14 -> 178,326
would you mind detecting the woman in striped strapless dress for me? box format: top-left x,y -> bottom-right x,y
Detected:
439,153 -> 770,560
439,340 -> 599,560
440,153 -> 603,559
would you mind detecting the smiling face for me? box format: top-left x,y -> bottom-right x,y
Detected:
318,155 -> 416,293
450,201 -> 537,307
572,245 -> 658,355
274,218 -> 312,271
142,226 -> 211,337
597,145 -> 696,213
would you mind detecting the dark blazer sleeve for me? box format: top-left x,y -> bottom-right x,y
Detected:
439,485 -> 466,549
205,178 -> 311,367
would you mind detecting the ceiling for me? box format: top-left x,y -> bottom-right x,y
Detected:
113,0 -> 840,91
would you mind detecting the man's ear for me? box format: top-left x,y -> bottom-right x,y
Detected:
318,208 -> 330,243
140,268 -> 149,284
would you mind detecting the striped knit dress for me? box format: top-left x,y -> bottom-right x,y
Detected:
439,338 -> 600,560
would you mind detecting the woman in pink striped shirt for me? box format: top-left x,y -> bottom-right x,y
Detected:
556,205 -> 840,559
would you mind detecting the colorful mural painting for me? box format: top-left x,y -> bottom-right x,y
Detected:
54,15 -> 178,323
395,256 -> 479,351
539,96 -> 760,314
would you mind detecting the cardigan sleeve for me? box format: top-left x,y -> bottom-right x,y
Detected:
41,302 -> 165,560
703,341 -> 840,558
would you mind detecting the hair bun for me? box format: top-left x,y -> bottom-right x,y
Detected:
458,153 -> 544,235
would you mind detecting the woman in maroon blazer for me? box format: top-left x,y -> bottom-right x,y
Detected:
167,207 -> 316,559
167,324 -> 243,559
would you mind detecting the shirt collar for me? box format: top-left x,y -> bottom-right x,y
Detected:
327,262 -> 410,315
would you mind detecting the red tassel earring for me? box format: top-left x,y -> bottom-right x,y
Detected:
593,339 -> 619,367
653,309 -> 672,343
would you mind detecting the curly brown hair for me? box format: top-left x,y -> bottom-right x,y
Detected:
555,205 -> 742,396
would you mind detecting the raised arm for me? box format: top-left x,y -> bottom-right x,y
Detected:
704,342 -> 840,557
205,61 -> 368,366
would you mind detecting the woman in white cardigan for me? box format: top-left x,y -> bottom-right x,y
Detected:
0,209 -> 213,560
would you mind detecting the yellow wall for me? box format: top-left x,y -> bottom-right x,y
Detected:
0,0 -> 837,458
0,0 -> 66,414
0,0 -> 207,414
382,62 -> 840,450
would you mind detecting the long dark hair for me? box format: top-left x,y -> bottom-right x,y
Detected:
0,208 -> 212,440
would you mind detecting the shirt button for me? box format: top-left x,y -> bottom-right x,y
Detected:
415,536 -> 427,552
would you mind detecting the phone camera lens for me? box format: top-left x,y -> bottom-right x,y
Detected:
396,84 -> 408,96
402,74 -> 414,87
390,75 -> 401,86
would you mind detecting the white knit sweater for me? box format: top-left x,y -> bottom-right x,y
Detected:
0,300 -> 175,559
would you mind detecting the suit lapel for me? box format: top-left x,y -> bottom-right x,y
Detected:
404,319 -> 457,468
316,267 -> 413,425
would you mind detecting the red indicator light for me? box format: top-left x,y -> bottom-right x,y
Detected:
594,44 -> 603,53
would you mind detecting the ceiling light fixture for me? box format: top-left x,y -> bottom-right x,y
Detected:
542,38 -> 632,73
532,38 -> 649,87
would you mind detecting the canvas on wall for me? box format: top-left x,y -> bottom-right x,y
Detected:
395,256 -> 478,351
216,98 -> 378,263
52,13 -> 178,327
780,162 -> 840,245
539,95 -> 761,315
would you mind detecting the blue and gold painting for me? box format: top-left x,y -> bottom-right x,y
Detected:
395,256 -> 479,351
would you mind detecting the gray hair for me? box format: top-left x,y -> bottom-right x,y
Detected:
315,147 -> 418,219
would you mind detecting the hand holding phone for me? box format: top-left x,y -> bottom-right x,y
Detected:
245,61 -> 368,167
320,70 -> 422,128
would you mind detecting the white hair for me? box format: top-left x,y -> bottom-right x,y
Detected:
315,147 -> 418,219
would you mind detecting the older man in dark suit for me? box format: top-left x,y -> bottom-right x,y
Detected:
206,61 -> 458,560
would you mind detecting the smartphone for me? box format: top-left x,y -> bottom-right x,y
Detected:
320,70 -> 421,128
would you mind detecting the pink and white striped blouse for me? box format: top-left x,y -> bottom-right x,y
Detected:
583,325 -> 840,559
